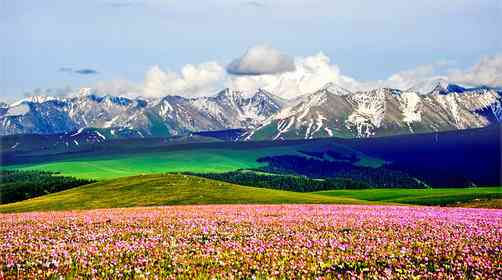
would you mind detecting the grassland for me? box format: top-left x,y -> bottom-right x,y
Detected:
315,187 -> 502,206
0,174 -> 368,213
454,199 -> 502,209
1,172 -> 500,213
4,143 -> 384,180
4,148 -> 291,180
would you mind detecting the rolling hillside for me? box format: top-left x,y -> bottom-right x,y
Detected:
3,147 -> 303,180
3,142 -> 381,180
2,125 -> 500,186
0,174 -> 366,213
315,187 -> 502,206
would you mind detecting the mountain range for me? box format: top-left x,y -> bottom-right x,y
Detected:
1,79 -> 501,141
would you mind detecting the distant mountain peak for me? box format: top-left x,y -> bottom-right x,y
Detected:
248,81 -> 502,140
251,89 -> 286,106
429,80 -> 464,95
2,82 -> 501,139
78,87 -> 96,96
217,88 -> 244,98
255,88 -> 274,97
320,82 -> 352,95
10,95 -> 60,107
407,78 -> 449,94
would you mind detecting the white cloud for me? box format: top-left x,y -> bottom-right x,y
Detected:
360,55 -> 502,91
226,52 -> 359,98
448,54 -> 502,87
356,63 -> 446,91
80,51 -> 501,101
133,51 -> 354,100
227,44 -> 296,75
143,62 -> 226,98
94,79 -> 143,97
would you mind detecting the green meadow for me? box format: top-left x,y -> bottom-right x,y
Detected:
2,139 -> 499,212
0,174 -> 368,213
0,172 -> 499,213
5,148 -> 294,180
4,144 -> 384,180
315,187 -> 502,206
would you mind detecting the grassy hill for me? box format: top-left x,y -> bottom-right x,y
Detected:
0,174 -> 368,213
315,188 -> 502,206
2,125 -> 500,187
4,149 -> 277,180
0,173 -> 499,213
2,141 -> 383,180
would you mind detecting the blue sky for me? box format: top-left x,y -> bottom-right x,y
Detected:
1,0 -> 501,102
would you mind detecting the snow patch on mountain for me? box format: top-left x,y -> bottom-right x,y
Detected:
408,78 -> 450,94
345,89 -> 386,137
274,117 -> 295,140
276,91 -> 327,120
70,128 -> 85,137
321,83 -> 352,96
312,113 -> 328,137
324,126 -> 333,137
10,96 -> 59,107
400,92 -> 422,123
2,82 -> 502,139
96,131 -> 106,140
103,116 -> 120,128
4,104 -> 31,117
490,100 -> 502,121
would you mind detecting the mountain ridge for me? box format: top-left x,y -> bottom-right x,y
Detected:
1,81 -> 501,140
247,82 -> 502,139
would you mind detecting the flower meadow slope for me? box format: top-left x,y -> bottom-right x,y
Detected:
1,205 -> 501,279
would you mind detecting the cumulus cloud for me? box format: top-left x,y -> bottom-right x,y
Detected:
226,52 -> 359,98
23,86 -> 74,98
66,50 -> 500,101
227,45 -> 296,76
448,54 -> 502,87
94,79 -> 143,97
357,61 -> 452,91
386,64 -> 439,88
359,55 -> 502,91
143,62 -> 226,98
111,52 -> 500,100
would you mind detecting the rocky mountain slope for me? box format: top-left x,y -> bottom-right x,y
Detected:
0,88 -> 284,137
245,81 -> 502,140
1,80 -> 501,140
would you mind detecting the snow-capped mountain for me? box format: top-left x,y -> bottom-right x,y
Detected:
1,81 -> 501,140
9,95 -> 62,107
246,81 -> 502,140
0,88 -> 284,137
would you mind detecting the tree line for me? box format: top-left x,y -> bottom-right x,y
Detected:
0,170 -> 95,204
184,171 -> 372,192
256,155 -> 428,188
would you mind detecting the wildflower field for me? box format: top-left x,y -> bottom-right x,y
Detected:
1,205 -> 501,279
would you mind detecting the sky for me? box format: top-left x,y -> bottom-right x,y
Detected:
1,0 -> 501,102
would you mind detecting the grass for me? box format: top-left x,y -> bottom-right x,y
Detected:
1,174 -> 499,213
3,142 -> 384,180
315,187 -> 502,206
453,199 -> 502,209
5,148 -> 297,180
0,174 -> 369,213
